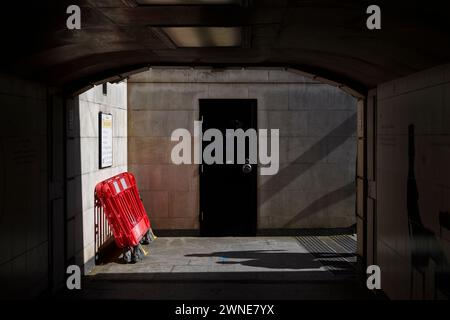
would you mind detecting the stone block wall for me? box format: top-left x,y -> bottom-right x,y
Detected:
376,64 -> 450,299
66,82 -> 128,271
128,68 -> 357,231
0,74 -> 50,297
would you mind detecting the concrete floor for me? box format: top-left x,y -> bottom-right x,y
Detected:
65,235 -> 379,300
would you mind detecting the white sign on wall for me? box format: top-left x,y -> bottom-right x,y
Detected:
99,112 -> 113,169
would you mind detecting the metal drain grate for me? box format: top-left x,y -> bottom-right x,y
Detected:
330,235 -> 357,253
295,234 -> 357,273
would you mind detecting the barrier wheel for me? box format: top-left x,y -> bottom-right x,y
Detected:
131,245 -> 144,263
123,247 -> 132,263
140,230 -> 151,245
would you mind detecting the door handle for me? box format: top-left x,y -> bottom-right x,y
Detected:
242,163 -> 252,174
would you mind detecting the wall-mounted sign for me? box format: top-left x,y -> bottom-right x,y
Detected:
99,112 -> 113,169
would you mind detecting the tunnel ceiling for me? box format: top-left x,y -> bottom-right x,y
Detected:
1,0 -> 450,93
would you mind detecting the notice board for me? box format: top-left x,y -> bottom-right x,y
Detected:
99,112 -> 113,169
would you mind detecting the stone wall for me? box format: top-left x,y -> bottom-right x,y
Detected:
128,68 -> 357,232
66,82 -> 128,272
377,64 -> 450,299
0,74 -> 50,297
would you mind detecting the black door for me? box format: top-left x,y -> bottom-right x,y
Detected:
200,99 -> 257,236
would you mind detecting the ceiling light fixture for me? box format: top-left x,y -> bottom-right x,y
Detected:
161,27 -> 242,47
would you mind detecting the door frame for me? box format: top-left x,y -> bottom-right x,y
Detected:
356,89 -> 377,268
366,89 -> 378,266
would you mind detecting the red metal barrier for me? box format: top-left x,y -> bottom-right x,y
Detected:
95,172 -> 151,248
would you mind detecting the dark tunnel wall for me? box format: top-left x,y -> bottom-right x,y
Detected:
376,64 -> 450,299
0,74 -> 66,298
0,75 -> 49,297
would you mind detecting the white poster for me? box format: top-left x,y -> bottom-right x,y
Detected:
99,112 -> 113,168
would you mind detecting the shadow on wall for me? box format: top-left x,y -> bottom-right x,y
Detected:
407,124 -> 450,298
64,270 -> 378,300
283,182 -> 355,228
259,113 -> 357,226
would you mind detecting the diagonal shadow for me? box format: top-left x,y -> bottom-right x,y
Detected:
283,182 -> 355,228
259,113 -> 356,206
185,250 -> 356,271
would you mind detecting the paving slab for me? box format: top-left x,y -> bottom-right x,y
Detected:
62,235 -> 380,300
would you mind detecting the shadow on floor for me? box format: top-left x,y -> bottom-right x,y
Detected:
94,244 -> 124,265
70,236 -> 377,300
58,269 -> 381,300
186,250 -> 356,272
